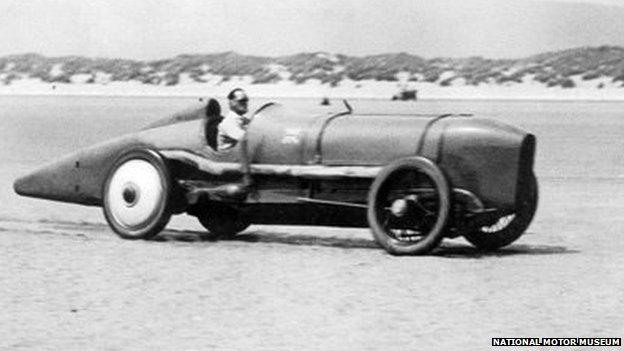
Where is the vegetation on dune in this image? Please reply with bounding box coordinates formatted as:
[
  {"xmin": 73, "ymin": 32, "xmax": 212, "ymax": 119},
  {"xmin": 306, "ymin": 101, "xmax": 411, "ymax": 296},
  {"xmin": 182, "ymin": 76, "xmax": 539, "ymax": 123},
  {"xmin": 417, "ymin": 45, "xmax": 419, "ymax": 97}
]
[{"xmin": 1, "ymin": 46, "xmax": 624, "ymax": 88}]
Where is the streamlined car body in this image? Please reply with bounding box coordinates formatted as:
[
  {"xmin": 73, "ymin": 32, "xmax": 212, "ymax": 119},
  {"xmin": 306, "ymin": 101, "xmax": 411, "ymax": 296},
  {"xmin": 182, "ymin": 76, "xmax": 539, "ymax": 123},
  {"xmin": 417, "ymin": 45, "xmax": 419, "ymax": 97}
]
[{"xmin": 14, "ymin": 100, "xmax": 538, "ymax": 255}]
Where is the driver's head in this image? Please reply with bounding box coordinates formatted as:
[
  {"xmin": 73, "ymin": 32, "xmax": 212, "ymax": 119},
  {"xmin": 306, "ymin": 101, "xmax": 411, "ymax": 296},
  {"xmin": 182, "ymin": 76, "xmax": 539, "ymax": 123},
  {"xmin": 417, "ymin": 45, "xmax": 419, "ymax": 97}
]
[{"xmin": 228, "ymin": 88, "xmax": 249, "ymax": 115}]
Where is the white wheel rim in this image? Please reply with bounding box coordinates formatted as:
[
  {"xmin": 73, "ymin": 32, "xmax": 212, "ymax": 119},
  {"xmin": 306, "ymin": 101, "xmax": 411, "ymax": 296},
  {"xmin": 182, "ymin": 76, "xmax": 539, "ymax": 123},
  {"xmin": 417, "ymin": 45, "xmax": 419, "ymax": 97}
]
[{"xmin": 106, "ymin": 159, "xmax": 165, "ymax": 230}]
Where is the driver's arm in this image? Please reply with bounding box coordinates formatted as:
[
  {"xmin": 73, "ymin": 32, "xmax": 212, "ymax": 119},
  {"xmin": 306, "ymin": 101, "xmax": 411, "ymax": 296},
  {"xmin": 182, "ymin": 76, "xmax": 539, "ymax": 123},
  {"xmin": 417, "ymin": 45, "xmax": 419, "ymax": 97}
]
[{"xmin": 219, "ymin": 115, "xmax": 247, "ymax": 141}]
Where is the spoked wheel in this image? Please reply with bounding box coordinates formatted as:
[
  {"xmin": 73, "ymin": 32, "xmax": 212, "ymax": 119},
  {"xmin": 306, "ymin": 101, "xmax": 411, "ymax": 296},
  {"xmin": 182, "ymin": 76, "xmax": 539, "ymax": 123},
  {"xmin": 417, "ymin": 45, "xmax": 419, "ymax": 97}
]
[
  {"xmin": 368, "ymin": 157, "xmax": 451, "ymax": 255},
  {"xmin": 197, "ymin": 204, "xmax": 249, "ymax": 240},
  {"xmin": 464, "ymin": 173, "xmax": 538, "ymax": 250},
  {"xmin": 103, "ymin": 149, "xmax": 173, "ymax": 240}
]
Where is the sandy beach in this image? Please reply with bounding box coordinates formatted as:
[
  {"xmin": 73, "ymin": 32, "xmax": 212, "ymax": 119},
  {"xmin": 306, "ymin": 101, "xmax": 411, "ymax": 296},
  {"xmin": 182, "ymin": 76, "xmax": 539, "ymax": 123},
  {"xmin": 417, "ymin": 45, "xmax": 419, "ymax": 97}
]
[
  {"xmin": 1, "ymin": 76, "xmax": 623, "ymax": 101},
  {"xmin": 2, "ymin": 176, "xmax": 624, "ymax": 350}
]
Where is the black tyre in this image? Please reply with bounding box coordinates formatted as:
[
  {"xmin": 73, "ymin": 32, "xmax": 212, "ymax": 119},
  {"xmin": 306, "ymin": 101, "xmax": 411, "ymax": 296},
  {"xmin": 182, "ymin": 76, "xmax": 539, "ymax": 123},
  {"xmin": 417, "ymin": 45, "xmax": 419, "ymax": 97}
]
[
  {"xmin": 367, "ymin": 157, "xmax": 451, "ymax": 255},
  {"xmin": 102, "ymin": 149, "xmax": 172, "ymax": 240},
  {"xmin": 197, "ymin": 204, "xmax": 249, "ymax": 239},
  {"xmin": 464, "ymin": 174, "xmax": 538, "ymax": 250}
]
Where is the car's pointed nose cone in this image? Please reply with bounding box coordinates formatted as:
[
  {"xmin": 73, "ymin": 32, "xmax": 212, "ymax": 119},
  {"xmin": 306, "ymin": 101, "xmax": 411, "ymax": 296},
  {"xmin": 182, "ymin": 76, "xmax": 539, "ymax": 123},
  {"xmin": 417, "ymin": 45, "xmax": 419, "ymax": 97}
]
[
  {"xmin": 13, "ymin": 155, "xmax": 82, "ymax": 203},
  {"xmin": 13, "ymin": 170, "xmax": 44, "ymax": 197}
]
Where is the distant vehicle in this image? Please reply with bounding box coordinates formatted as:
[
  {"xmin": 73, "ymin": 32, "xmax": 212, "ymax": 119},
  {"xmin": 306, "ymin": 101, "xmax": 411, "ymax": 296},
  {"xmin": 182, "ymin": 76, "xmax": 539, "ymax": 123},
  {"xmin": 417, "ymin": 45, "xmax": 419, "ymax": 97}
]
[
  {"xmin": 14, "ymin": 100, "xmax": 538, "ymax": 255},
  {"xmin": 392, "ymin": 89, "xmax": 417, "ymax": 101}
]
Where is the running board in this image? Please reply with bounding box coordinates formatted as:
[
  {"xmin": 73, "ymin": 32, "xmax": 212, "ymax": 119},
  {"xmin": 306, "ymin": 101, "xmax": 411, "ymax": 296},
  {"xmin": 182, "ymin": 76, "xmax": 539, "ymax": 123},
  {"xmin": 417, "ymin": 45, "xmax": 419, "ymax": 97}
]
[{"xmin": 180, "ymin": 180, "xmax": 248, "ymax": 203}]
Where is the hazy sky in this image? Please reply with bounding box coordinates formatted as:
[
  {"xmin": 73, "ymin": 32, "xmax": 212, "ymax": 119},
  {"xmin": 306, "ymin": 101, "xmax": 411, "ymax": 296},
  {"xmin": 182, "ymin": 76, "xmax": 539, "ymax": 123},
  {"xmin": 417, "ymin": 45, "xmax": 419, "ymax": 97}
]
[{"xmin": 1, "ymin": 0, "xmax": 624, "ymax": 59}]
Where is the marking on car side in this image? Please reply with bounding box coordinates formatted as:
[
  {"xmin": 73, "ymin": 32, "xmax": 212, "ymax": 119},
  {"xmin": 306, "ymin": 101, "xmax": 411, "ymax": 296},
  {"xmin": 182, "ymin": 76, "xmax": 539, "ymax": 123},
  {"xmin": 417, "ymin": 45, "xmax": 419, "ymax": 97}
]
[{"xmin": 281, "ymin": 128, "xmax": 302, "ymax": 144}]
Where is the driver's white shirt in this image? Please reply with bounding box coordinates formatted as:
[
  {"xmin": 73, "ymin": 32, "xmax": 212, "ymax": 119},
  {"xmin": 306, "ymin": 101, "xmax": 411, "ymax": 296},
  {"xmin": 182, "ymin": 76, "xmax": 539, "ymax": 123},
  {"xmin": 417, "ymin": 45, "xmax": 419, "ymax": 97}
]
[{"xmin": 217, "ymin": 110, "xmax": 250, "ymax": 150}]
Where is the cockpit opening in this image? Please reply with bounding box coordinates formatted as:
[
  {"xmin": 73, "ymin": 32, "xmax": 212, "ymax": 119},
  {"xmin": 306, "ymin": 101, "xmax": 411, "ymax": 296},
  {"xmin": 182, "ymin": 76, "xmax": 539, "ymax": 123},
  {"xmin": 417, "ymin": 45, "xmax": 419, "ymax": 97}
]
[{"xmin": 204, "ymin": 98, "xmax": 223, "ymax": 150}]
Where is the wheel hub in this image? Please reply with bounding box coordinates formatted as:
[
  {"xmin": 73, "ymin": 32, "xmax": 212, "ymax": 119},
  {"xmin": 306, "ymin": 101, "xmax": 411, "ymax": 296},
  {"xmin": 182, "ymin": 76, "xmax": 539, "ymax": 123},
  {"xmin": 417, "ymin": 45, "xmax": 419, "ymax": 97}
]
[
  {"xmin": 122, "ymin": 182, "xmax": 140, "ymax": 207},
  {"xmin": 390, "ymin": 199, "xmax": 409, "ymax": 217},
  {"xmin": 390, "ymin": 195, "xmax": 419, "ymax": 218}
]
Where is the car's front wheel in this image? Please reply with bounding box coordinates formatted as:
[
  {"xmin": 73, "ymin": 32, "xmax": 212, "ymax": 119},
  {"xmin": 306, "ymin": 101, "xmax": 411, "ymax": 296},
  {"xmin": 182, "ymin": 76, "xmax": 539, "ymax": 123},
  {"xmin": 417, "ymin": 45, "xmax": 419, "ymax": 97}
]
[
  {"xmin": 368, "ymin": 157, "xmax": 451, "ymax": 255},
  {"xmin": 463, "ymin": 173, "xmax": 538, "ymax": 250},
  {"xmin": 102, "ymin": 149, "xmax": 172, "ymax": 240}
]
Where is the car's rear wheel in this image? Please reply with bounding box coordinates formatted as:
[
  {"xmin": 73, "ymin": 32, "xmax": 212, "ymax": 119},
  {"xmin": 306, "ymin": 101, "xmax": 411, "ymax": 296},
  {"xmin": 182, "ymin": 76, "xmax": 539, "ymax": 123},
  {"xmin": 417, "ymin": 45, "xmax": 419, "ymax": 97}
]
[
  {"xmin": 197, "ymin": 204, "xmax": 249, "ymax": 239},
  {"xmin": 367, "ymin": 157, "xmax": 450, "ymax": 255},
  {"xmin": 464, "ymin": 173, "xmax": 538, "ymax": 250},
  {"xmin": 103, "ymin": 149, "xmax": 172, "ymax": 240}
]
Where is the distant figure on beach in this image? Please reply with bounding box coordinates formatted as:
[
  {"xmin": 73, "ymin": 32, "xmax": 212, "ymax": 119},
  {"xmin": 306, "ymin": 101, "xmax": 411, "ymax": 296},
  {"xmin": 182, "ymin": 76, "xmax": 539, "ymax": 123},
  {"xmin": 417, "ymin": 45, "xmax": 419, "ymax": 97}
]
[{"xmin": 217, "ymin": 88, "xmax": 250, "ymax": 151}]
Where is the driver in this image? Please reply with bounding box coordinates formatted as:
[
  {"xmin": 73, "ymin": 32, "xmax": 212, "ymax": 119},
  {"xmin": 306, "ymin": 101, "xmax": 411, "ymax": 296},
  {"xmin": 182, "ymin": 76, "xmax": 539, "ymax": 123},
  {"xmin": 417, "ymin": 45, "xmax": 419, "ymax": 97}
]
[{"xmin": 217, "ymin": 88, "xmax": 250, "ymax": 151}]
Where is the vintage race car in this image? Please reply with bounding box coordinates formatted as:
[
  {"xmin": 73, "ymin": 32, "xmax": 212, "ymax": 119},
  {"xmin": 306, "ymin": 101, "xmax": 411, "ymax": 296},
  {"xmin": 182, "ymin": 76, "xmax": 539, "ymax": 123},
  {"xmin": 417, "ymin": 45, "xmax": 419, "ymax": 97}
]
[{"xmin": 14, "ymin": 99, "xmax": 538, "ymax": 255}]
